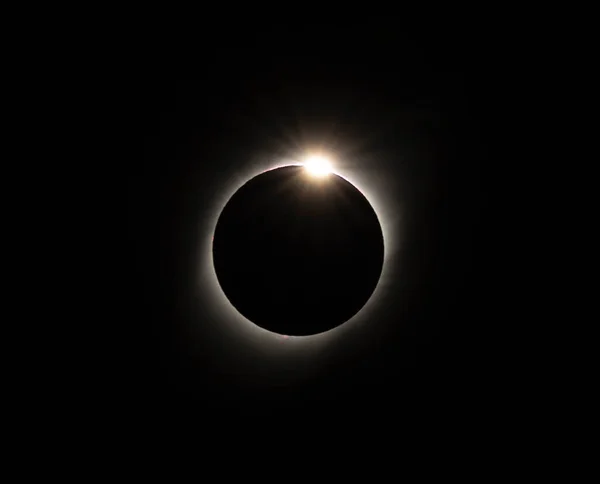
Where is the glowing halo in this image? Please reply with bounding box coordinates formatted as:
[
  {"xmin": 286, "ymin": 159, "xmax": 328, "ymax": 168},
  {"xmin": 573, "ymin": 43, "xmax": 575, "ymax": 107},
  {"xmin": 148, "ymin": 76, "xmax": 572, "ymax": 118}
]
[{"xmin": 195, "ymin": 151, "xmax": 402, "ymax": 351}]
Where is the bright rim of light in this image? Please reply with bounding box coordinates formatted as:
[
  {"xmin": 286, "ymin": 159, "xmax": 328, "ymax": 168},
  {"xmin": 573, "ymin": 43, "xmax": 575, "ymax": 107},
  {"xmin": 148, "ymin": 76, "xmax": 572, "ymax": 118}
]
[
  {"xmin": 197, "ymin": 152, "xmax": 401, "ymax": 352},
  {"xmin": 304, "ymin": 156, "xmax": 332, "ymax": 177}
]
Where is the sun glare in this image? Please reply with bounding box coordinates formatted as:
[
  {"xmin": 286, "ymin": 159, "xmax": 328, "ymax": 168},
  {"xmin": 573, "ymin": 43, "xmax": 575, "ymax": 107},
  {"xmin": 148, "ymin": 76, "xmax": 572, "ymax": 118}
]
[{"xmin": 304, "ymin": 156, "xmax": 332, "ymax": 177}]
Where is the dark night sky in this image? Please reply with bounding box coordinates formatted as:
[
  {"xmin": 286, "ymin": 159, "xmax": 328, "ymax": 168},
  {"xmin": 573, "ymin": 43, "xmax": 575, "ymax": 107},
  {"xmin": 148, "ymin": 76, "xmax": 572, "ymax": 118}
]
[{"xmin": 109, "ymin": 20, "xmax": 502, "ymax": 423}]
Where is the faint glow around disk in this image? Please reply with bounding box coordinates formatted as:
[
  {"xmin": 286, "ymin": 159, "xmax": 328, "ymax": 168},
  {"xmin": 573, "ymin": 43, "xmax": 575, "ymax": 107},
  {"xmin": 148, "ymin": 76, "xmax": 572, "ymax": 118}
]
[
  {"xmin": 199, "ymin": 151, "xmax": 401, "ymax": 349},
  {"xmin": 304, "ymin": 156, "xmax": 332, "ymax": 177}
]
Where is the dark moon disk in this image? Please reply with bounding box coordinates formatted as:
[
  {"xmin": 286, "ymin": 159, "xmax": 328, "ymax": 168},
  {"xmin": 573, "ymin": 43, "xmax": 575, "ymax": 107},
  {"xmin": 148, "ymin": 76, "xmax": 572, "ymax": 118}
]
[{"xmin": 212, "ymin": 165, "xmax": 384, "ymax": 336}]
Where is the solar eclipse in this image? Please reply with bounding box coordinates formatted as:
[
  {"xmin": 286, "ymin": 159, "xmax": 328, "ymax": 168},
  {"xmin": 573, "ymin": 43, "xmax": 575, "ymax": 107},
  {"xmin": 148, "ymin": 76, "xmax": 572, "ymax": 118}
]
[{"xmin": 212, "ymin": 163, "xmax": 384, "ymax": 336}]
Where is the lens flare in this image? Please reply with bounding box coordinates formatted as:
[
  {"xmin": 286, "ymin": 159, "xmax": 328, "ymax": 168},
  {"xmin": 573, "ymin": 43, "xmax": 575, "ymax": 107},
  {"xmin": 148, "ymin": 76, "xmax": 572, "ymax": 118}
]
[{"xmin": 304, "ymin": 156, "xmax": 332, "ymax": 177}]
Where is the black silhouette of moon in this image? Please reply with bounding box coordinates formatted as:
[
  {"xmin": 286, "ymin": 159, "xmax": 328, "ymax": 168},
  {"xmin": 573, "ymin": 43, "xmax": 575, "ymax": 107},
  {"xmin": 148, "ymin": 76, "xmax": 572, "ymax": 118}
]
[{"xmin": 212, "ymin": 165, "xmax": 384, "ymax": 336}]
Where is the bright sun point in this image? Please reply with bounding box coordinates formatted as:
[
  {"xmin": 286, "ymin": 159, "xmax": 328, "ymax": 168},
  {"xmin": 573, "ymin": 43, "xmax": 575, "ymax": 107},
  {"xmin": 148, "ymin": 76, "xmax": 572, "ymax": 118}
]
[{"xmin": 304, "ymin": 156, "xmax": 332, "ymax": 177}]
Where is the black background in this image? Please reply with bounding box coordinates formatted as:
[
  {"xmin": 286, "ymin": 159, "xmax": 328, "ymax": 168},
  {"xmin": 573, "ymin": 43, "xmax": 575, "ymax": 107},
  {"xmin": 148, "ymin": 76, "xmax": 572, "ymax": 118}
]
[{"xmin": 104, "ymin": 19, "xmax": 504, "ymax": 425}]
